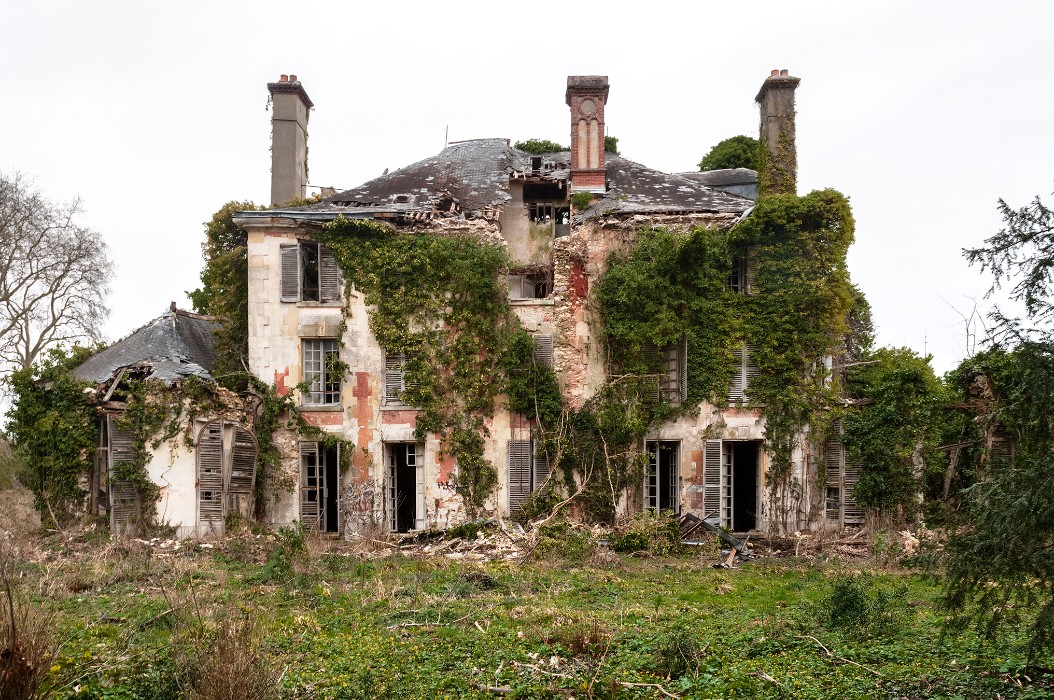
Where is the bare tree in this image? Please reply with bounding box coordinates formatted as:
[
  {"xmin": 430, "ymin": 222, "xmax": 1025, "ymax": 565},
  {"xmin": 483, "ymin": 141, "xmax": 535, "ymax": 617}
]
[{"xmin": 0, "ymin": 173, "xmax": 112, "ymax": 371}]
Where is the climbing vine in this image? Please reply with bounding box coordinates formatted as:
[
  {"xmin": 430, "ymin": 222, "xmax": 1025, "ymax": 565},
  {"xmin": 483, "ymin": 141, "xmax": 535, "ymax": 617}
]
[
  {"xmin": 314, "ymin": 218, "xmax": 554, "ymax": 513},
  {"xmin": 597, "ymin": 190, "xmax": 857, "ymax": 501}
]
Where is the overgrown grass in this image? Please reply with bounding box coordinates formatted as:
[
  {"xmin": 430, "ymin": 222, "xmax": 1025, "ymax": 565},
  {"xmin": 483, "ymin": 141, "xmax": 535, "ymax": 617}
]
[{"xmin": 2, "ymin": 535, "xmax": 1052, "ymax": 699}]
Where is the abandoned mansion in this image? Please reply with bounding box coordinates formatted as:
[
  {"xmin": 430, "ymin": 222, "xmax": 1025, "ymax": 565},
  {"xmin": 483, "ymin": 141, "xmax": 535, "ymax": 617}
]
[{"xmin": 80, "ymin": 70, "xmax": 863, "ymax": 538}]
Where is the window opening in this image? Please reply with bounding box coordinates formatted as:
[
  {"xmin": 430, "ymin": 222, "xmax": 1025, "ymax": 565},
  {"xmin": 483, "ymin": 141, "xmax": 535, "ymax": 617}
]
[
  {"xmin": 645, "ymin": 440, "xmax": 679, "ymax": 513},
  {"xmin": 643, "ymin": 337, "xmax": 687, "ymax": 404},
  {"xmin": 281, "ymin": 241, "xmax": 340, "ymax": 303},
  {"xmin": 303, "ymin": 339, "xmax": 341, "ymax": 406},
  {"xmin": 508, "ymin": 270, "xmax": 553, "ymax": 300},
  {"xmin": 706, "ymin": 440, "xmax": 760, "ymax": 531}
]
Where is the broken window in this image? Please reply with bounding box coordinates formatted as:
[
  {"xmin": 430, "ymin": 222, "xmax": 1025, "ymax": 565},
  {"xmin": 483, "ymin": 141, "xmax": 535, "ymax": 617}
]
[
  {"xmin": 728, "ymin": 343, "xmax": 760, "ymax": 403},
  {"xmin": 508, "ymin": 439, "xmax": 551, "ymax": 514},
  {"xmin": 645, "ymin": 440, "xmax": 679, "ymax": 513},
  {"xmin": 508, "ymin": 269, "xmax": 552, "ymax": 300},
  {"xmin": 823, "ymin": 422, "xmax": 863, "ymax": 526},
  {"xmin": 281, "ymin": 240, "xmax": 341, "ymax": 303},
  {"xmin": 643, "ymin": 337, "xmax": 687, "ymax": 404},
  {"xmin": 300, "ymin": 441, "xmax": 341, "ymax": 533},
  {"xmin": 302, "ymin": 339, "xmax": 341, "ymax": 406},
  {"xmin": 727, "ymin": 249, "xmax": 755, "ymax": 294}
]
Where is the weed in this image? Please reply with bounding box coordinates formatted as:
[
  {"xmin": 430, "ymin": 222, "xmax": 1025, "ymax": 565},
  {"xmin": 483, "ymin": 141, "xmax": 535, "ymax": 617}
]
[
  {"xmin": 820, "ymin": 573, "xmax": 909, "ymax": 637},
  {"xmin": 0, "ymin": 566, "xmax": 57, "ymax": 700},
  {"xmin": 535, "ymin": 520, "xmax": 597, "ymax": 559},
  {"xmin": 609, "ymin": 511, "xmax": 685, "ymax": 556},
  {"xmin": 652, "ymin": 624, "xmax": 707, "ymax": 678},
  {"xmin": 190, "ymin": 615, "xmax": 277, "ymax": 700}
]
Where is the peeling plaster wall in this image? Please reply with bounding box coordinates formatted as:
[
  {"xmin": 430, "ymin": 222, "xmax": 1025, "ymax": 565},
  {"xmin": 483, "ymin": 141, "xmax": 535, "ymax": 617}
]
[
  {"xmin": 244, "ymin": 209, "xmax": 819, "ymax": 536},
  {"xmin": 147, "ymin": 438, "xmax": 197, "ymax": 539}
]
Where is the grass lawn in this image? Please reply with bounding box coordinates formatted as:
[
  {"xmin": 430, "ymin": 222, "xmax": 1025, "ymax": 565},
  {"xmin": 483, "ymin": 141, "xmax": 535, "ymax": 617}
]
[{"xmin": 3, "ymin": 525, "xmax": 1052, "ymax": 700}]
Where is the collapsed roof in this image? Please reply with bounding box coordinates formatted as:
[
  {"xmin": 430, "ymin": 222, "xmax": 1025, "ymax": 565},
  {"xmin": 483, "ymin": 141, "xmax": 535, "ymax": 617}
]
[
  {"xmin": 240, "ymin": 138, "xmax": 754, "ymax": 224},
  {"xmin": 75, "ymin": 307, "xmax": 219, "ymax": 386}
]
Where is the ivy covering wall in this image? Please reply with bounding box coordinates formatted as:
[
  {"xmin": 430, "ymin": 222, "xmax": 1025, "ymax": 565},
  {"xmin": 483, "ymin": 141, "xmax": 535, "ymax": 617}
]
[{"xmin": 598, "ymin": 190, "xmax": 857, "ymax": 491}]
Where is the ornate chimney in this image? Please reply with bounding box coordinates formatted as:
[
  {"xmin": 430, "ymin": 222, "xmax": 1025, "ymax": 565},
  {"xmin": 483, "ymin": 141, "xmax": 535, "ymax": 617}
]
[
  {"xmin": 755, "ymin": 69, "xmax": 800, "ymax": 196},
  {"xmin": 565, "ymin": 75, "xmax": 609, "ymax": 193},
  {"xmin": 267, "ymin": 74, "xmax": 313, "ymax": 206}
]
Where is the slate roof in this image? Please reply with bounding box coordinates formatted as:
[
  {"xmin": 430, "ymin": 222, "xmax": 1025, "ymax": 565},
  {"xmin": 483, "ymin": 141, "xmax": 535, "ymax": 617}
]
[
  {"xmin": 75, "ymin": 308, "xmax": 219, "ymax": 385},
  {"xmin": 239, "ymin": 139, "xmax": 752, "ymax": 223},
  {"xmin": 679, "ymin": 168, "xmax": 758, "ymax": 187}
]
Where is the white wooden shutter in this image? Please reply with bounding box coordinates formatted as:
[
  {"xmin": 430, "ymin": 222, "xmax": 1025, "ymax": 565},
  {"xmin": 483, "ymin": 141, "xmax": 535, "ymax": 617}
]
[
  {"xmin": 108, "ymin": 415, "xmax": 139, "ymax": 533},
  {"xmin": 729, "ymin": 346, "xmax": 746, "ymax": 403},
  {"xmin": 414, "ymin": 443, "xmax": 426, "ymax": 531},
  {"xmin": 824, "ymin": 430, "xmax": 844, "ymax": 522},
  {"xmin": 843, "ymin": 458, "xmax": 864, "ymax": 524},
  {"xmin": 508, "ymin": 440, "xmax": 532, "ymax": 514},
  {"xmin": 280, "ymin": 243, "xmax": 301, "ymax": 302},
  {"xmin": 384, "ymin": 352, "xmax": 406, "ymax": 405},
  {"xmin": 703, "ymin": 440, "xmax": 722, "ymax": 524},
  {"xmin": 532, "ymin": 335, "xmax": 554, "ymax": 367},
  {"xmin": 299, "ymin": 442, "xmax": 321, "ymax": 525},
  {"xmin": 197, "ymin": 420, "xmax": 225, "ymax": 537},
  {"xmin": 743, "ymin": 344, "xmax": 760, "ymax": 402},
  {"xmin": 319, "ymin": 245, "xmax": 341, "ymax": 302}
]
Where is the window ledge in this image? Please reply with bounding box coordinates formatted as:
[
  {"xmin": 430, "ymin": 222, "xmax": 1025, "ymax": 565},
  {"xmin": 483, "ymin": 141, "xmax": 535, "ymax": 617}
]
[
  {"xmin": 381, "ymin": 404, "xmax": 420, "ymax": 411},
  {"xmin": 301, "ymin": 404, "xmax": 344, "ymax": 412},
  {"xmin": 295, "ymin": 301, "xmax": 343, "ymax": 309},
  {"xmin": 510, "ymin": 298, "xmax": 555, "ymax": 306}
]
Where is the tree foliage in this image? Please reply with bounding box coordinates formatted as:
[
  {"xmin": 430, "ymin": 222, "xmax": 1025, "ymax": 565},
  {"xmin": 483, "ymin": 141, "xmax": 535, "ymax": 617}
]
[
  {"xmin": 698, "ymin": 135, "xmax": 760, "ymax": 172},
  {"xmin": 0, "ymin": 172, "xmax": 112, "ymax": 372},
  {"xmin": 4, "ymin": 345, "xmax": 97, "ymax": 522},
  {"xmin": 513, "ymin": 139, "xmax": 568, "ymax": 154},
  {"xmin": 188, "ymin": 201, "xmax": 261, "ymax": 387},
  {"xmin": 840, "ymin": 347, "xmax": 948, "ymax": 514},
  {"xmin": 947, "ymin": 184, "xmax": 1054, "ymax": 659}
]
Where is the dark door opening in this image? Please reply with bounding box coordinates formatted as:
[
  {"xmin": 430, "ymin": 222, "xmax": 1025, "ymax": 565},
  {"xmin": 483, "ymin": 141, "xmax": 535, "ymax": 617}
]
[
  {"xmin": 645, "ymin": 441, "xmax": 680, "ymax": 513},
  {"xmin": 387, "ymin": 442, "xmax": 421, "ymax": 533},
  {"xmin": 730, "ymin": 441, "xmax": 759, "ymax": 531},
  {"xmin": 300, "ymin": 442, "xmax": 340, "ymax": 533}
]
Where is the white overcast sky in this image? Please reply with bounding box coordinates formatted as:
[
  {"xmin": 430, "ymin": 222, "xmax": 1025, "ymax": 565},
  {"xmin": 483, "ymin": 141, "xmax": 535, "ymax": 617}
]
[{"xmin": 2, "ymin": 1, "xmax": 1051, "ymax": 375}]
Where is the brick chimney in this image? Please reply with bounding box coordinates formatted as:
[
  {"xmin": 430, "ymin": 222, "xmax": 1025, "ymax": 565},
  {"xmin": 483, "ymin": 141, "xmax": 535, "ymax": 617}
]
[
  {"xmin": 755, "ymin": 69, "xmax": 800, "ymax": 196},
  {"xmin": 267, "ymin": 74, "xmax": 313, "ymax": 206},
  {"xmin": 565, "ymin": 75, "xmax": 609, "ymax": 193}
]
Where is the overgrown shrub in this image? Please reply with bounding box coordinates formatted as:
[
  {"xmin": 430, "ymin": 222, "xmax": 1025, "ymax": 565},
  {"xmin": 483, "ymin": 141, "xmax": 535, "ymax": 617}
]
[
  {"xmin": 190, "ymin": 616, "xmax": 277, "ymax": 700},
  {"xmin": 651, "ymin": 624, "xmax": 707, "ymax": 678},
  {"xmin": 609, "ymin": 511, "xmax": 684, "ymax": 556},
  {"xmin": 535, "ymin": 520, "xmax": 597, "ymax": 559},
  {"xmin": 0, "ymin": 572, "xmax": 57, "ymax": 700},
  {"xmin": 820, "ymin": 574, "xmax": 909, "ymax": 638},
  {"xmin": 251, "ymin": 523, "xmax": 307, "ymax": 584}
]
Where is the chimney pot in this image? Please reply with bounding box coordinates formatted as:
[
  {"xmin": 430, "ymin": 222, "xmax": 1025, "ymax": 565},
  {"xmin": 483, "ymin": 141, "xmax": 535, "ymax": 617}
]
[
  {"xmin": 280, "ymin": 74, "xmax": 288, "ymax": 82},
  {"xmin": 780, "ymin": 69, "xmax": 789, "ymax": 76},
  {"xmin": 770, "ymin": 69, "xmax": 779, "ymax": 77},
  {"xmin": 290, "ymin": 74, "xmax": 298, "ymax": 82}
]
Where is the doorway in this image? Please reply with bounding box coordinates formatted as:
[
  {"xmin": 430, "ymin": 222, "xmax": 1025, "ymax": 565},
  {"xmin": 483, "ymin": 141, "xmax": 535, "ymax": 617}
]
[
  {"xmin": 300, "ymin": 442, "xmax": 340, "ymax": 533},
  {"xmin": 386, "ymin": 442, "xmax": 424, "ymax": 532},
  {"xmin": 722, "ymin": 441, "xmax": 759, "ymax": 531},
  {"xmin": 645, "ymin": 440, "xmax": 679, "ymax": 513}
]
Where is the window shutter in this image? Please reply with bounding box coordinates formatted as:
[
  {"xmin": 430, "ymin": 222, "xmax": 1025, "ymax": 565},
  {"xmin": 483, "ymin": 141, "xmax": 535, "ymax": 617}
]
[
  {"xmin": 743, "ymin": 344, "xmax": 760, "ymax": 402},
  {"xmin": 228, "ymin": 425, "xmax": 257, "ymax": 495},
  {"xmin": 319, "ymin": 245, "xmax": 341, "ymax": 302},
  {"xmin": 824, "ymin": 429, "xmax": 844, "ymax": 522},
  {"xmin": 703, "ymin": 440, "xmax": 722, "ymax": 524},
  {"xmin": 299, "ymin": 441, "xmax": 321, "ymax": 524},
  {"xmin": 197, "ymin": 420, "xmax": 225, "ymax": 536},
  {"xmin": 280, "ymin": 244, "xmax": 301, "ymax": 302},
  {"xmin": 384, "ymin": 351, "xmax": 407, "ymax": 405},
  {"xmin": 729, "ymin": 346, "xmax": 746, "ymax": 403},
  {"xmin": 745, "ymin": 248, "xmax": 757, "ymax": 295},
  {"xmin": 532, "ymin": 440, "xmax": 551, "ymax": 490},
  {"xmin": 678, "ymin": 336, "xmax": 688, "ymax": 404},
  {"xmin": 642, "ymin": 339, "xmax": 661, "ymax": 402},
  {"xmin": 532, "ymin": 335, "xmax": 554, "ymax": 368},
  {"xmin": 843, "ymin": 459, "xmax": 864, "ymax": 524},
  {"xmin": 508, "ymin": 440, "xmax": 532, "ymax": 514},
  {"xmin": 108, "ymin": 415, "xmax": 139, "ymax": 533},
  {"xmin": 414, "ymin": 443, "xmax": 426, "ymax": 531}
]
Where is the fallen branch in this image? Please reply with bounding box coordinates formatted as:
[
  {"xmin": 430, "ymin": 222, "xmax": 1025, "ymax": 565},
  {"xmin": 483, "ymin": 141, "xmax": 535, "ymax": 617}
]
[
  {"xmin": 472, "ymin": 682, "xmax": 513, "ymax": 695},
  {"xmin": 796, "ymin": 635, "xmax": 883, "ymax": 676},
  {"xmin": 511, "ymin": 660, "xmax": 574, "ymax": 679},
  {"xmin": 617, "ymin": 681, "xmax": 681, "ymax": 699},
  {"xmin": 755, "ymin": 670, "xmax": 783, "ymax": 686}
]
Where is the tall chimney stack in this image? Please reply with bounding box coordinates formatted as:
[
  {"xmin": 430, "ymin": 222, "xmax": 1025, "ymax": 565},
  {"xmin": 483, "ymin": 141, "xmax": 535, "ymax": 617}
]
[
  {"xmin": 755, "ymin": 69, "xmax": 800, "ymax": 196},
  {"xmin": 267, "ymin": 74, "xmax": 313, "ymax": 206},
  {"xmin": 565, "ymin": 75, "xmax": 610, "ymax": 193}
]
